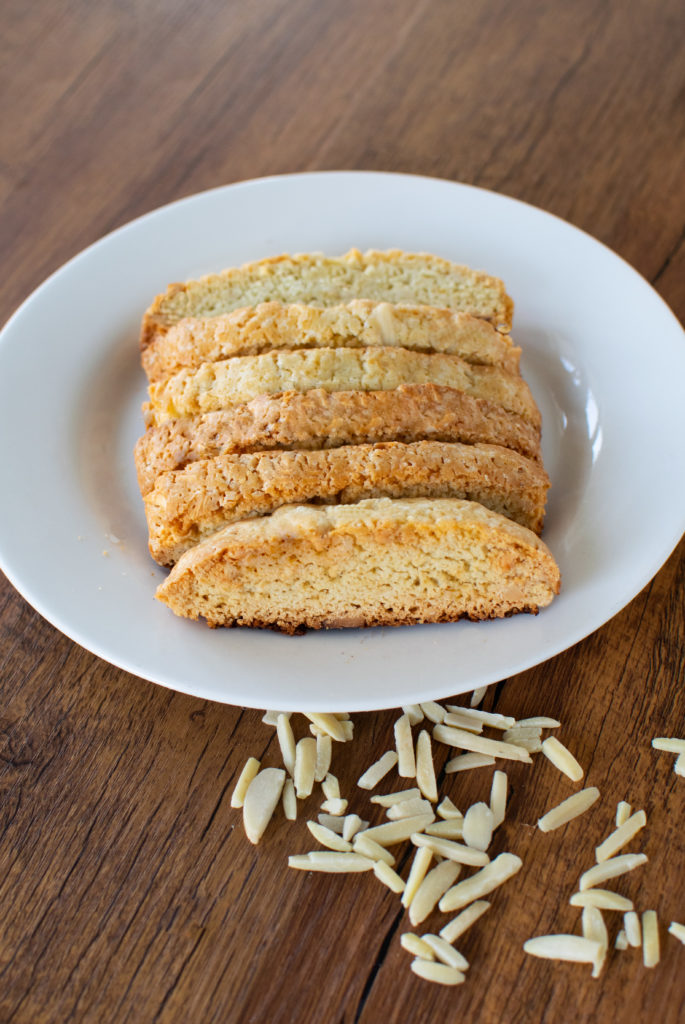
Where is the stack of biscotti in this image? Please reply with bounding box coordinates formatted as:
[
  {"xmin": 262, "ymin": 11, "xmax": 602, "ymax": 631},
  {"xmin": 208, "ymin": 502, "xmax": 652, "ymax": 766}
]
[{"xmin": 136, "ymin": 249, "xmax": 560, "ymax": 632}]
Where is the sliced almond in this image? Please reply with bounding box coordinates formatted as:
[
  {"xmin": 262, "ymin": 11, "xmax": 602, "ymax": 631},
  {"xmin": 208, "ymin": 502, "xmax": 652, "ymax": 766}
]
[
  {"xmin": 230, "ymin": 756, "xmax": 260, "ymax": 808},
  {"xmin": 357, "ymin": 750, "xmax": 398, "ymax": 790}
]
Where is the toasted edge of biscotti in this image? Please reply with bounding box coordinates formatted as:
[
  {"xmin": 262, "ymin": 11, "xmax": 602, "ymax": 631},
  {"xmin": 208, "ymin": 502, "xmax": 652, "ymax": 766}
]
[
  {"xmin": 140, "ymin": 249, "xmax": 514, "ymax": 348},
  {"xmin": 142, "ymin": 301, "xmax": 521, "ymax": 382},
  {"xmin": 155, "ymin": 497, "xmax": 560, "ymax": 632},
  {"xmin": 146, "ymin": 347, "xmax": 540, "ymax": 428},
  {"xmin": 134, "ymin": 384, "xmax": 542, "ymax": 495},
  {"xmin": 144, "ymin": 440, "xmax": 550, "ymax": 565}
]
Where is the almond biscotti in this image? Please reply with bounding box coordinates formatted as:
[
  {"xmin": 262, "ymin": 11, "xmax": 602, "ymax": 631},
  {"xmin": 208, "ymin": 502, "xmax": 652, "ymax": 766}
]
[
  {"xmin": 156, "ymin": 497, "xmax": 560, "ymax": 632},
  {"xmin": 141, "ymin": 250, "xmax": 513, "ymax": 348},
  {"xmin": 144, "ymin": 440, "xmax": 550, "ymax": 565},
  {"xmin": 146, "ymin": 348, "xmax": 541, "ymax": 428},
  {"xmin": 135, "ymin": 384, "xmax": 543, "ymax": 496},
  {"xmin": 142, "ymin": 301, "xmax": 520, "ymax": 383}
]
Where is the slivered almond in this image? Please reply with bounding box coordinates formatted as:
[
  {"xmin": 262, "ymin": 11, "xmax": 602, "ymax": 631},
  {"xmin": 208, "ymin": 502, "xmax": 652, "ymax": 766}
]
[
  {"xmin": 402, "ymin": 705, "xmax": 424, "ymax": 726},
  {"xmin": 490, "ymin": 770, "xmax": 507, "ymax": 828},
  {"xmin": 425, "ymin": 819, "xmax": 464, "ymax": 840},
  {"xmin": 401, "ymin": 847, "xmax": 433, "ymax": 908},
  {"xmin": 537, "ymin": 787, "xmax": 600, "ymax": 832},
  {"xmin": 357, "ymin": 750, "xmax": 398, "ymax": 790},
  {"xmin": 624, "ymin": 911, "xmax": 641, "ymax": 948},
  {"xmin": 616, "ymin": 801, "xmax": 631, "ymax": 827},
  {"xmin": 569, "ymin": 890, "xmax": 633, "ymax": 912},
  {"xmin": 294, "ymin": 737, "xmax": 317, "ymax": 798},
  {"xmin": 420, "ymin": 701, "xmax": 446, "ymax": 724},
  {"xmin": 439, "ymin": 853, "xmax": 522, "ymax": 912},
  {"xmin": 579, "ymin": 853, "xmax": 648, "ymax": 891},
  {"xmin": 231, "ymin": 757, "xmax": 260, "ymax": 808},
  {"xmin": 342, "ymin": 814, "xmax": 365, "ymax": 842},
  {"xmin": 444, "ymin": 706, "xmax": 516, "ymax": 730},
  {"xmin": 595, "ymin": 810, "xmax": 646, "ymax": 862},
  {"xmin": 353, "ymin": 834, "xmax": 396, "ymax": 866},
  {"xmin": 416, "ymin": 730, "xmax": 438, "ymax": 803},
  {"xmin": 304, "ymin": 713, "xmax": 347, "ymax": 742},
  {"xmin": 524, "ymin": 935, "xmax": 601, "ymax": 964},
  {"xmin": 306, "ymin": 821, "xmax": 353, "ymax": 852},
  {"xmin": 642, "ymin": 910, "xmax": 660, "ymax": 967},
  {"xmin": 314, "ymin": 733, "xmax": 332, "ymax": 783},
  {"xmin": 400, "ymin": 933, "xmax": 435, "ymax": 960},
  {"xmin": 651, "ymin": 737, "xmax": 685, "ymax": 753},
  {"xmin": 242, "ymin": 767, "xmax": 286, "ymax": 844},
  {"xmin": 443, "ymin": 712, "xmax": 484, "ymax": 733},
  {"xmin": 582, "ymin": 905, "xmax": 608, "ymax": 978},
  {"xmin": 321, "ymin": 772, "xmax": 340, "ymax": 800},
  {"xmin": 320, "ymin": 798, "xmax": 348, "ymax": 816},
  {"xmin": 370, "ymin": 788, "xmax": 421, "ymax": 807},
  {"xmin": 541, "ymin": 736, "xmax": 584, "ymax": 781},
  {"xmin": 410, "ymin": 960, "xmax": 465, "ymax": 986},
  {"xmin": 362, "ymin": 813, "xmax": 435, "ymax": 846},
  {"xmin": 277, "ymin": 713, "xmax": 296, "ymax": 776},
  {"xmin": 262, "ymin": 710, "xmax": 289, "ymax": 726},
  {"xmin": 469, "ymin": 686, "xmax": 488, "ymax": 707},
  {"xmin": 288, "ymin": 852, "xmax": 374, "ymax": 872},
  {"xmin": 437, "ymin": 797, "xmax": 462, "ymax": 820},
  {"xmin": 373, "ymin": 861, "xmax": 406, "ymax": 894},
  {"xmin": 395, "ymin": 714, "xmax": 416, "ymax": 777},
  {"xmin": 445, "ymin": 753, "xmax": 496, "ymax": 773},
  {"xmin": 282, "ymin": 778, "xmax": 297, "ymax": 821},
  {"xmin": 439, "ymin": 901, "xmax": 490, "ymax": 943},
  {"xmin": 434, "ymin": 725, "xmax": 532, "ymax": 763},
  {"xmin": 411, "ymin": 834, "xmax": 490, "ymax": 867},
  {"xmin": 420, "ymin": 934, "xmax": 469, "ymax": 971},
  {"xmin": 387, "ymin": 798, "xmax": 434, "ymax": 820},
  {"xmin": 409, "ymin": 860, "xmax": 461, "ymax": 926}
]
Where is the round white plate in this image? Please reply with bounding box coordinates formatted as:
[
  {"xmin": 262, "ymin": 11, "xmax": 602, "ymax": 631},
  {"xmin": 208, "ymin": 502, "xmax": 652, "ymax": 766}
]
[{"xmin": 0, "ymin": 172, "xmax": 683, "ymax": 711}]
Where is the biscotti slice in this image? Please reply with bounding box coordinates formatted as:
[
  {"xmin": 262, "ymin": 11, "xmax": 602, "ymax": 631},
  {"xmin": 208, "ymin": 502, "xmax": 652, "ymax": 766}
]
[
  {"xmin": 142, "ymin": 301, "xmax": 521, "ymax": 383},
  {"xmin": 146, "ymin": 348, "xmax": 540, "ymax": 428},
  {"xmin": 135, "ymin": 385, "xmax": 543, "ymax": 495},
  {"xmin": 140, "ymin": 249, "xmax": 513, "ymax": 347},
  {"xmin": 156, "ymin": 497, "xmax": 560, "ymax": 632},
  {"xmin": 144, "ymin": 440, "xmax": 550, "ymax": 565}
]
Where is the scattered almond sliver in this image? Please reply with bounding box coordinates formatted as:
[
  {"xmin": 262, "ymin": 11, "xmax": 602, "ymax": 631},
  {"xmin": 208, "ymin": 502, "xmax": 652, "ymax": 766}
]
[
  {"xmin": 437, "ymin": 796, "xmax": 462, "ymax": 819},
  {"xmin": 569, "ymin": 889, "xmax": 633, "ymax": 912},
  {"xmin": 411, "ymin": 833, "xmax": 490, "ymax": 867},
  {"xmin": 615, "ymin": 929, "xmax": 629, "ymax": 950},
  {"xmin": 294, "ymin": 737, "xmax": 317, "ymax": 798},
  {"xmin": 581, "ymin": 905, "xmax": 608, "ymax": 978},
  {"xmin": 277, "ymin": 713, "xmax": 296, "ymax": 776},
  {"xmin": 342, "ymin": 814, "xmax": 365, "ymax": 842},
  {"xmin": 353, "ymin": 833, "xmax": 395, "ymax": 866},
  {"xmin": 624, "ymin": 911, "xmax": 641, "ymax": 947},
  {"xmin": 540, "ymin": 736, "xmax": 584, "ymax": 781},
  {"xmin": 469, "ymin": 686, "xmax": 488, "ymax": 707},
  {"xmin": 578, "ymin": 853, "xmax": 648, "ymax": 891},
  {"xmin": 230, "ymin": 756, "xmax": 260, "ymax": 808},
  {"xmin": 595, "ymin": 810, "xmax": 646, "ymax": 862},
  {"xmin": 419, "ymin": 701, "xmax": 446, "ymax": 724},
  {"xmin": 401, "ymin": 846, "xmax": 434, "ymax": 909},
  {"xmin": 445, "ymin": 753, "xmax": 496, "ymax": 773},
  {"xmin": 409, "ymin": 860, "xmax": 461, "ymax": 926},
  {"xmin": 262, "ymin": 710, "xmax": 290, "ymax": 726},
  {"xmin": 415, "ymin": 730, "xmax": 438, "ymax": 802},
  {"xmin": 304, "ymin": 713, "xmax": 348, "ymax": 742},
  {"xmin": 675, "ymin": 753, "xmax": 685, "ymax": 777},
  {"xmin": 307, "ymin": 820, "xmax": 353, "ymax": 852},
  {"xmin": 433, "ymin": 724, "xmax": 532, "ymax": 763},
  {"xmin": 616, "ymin": 800, "xmax": 632, "ymax": 827},
  {"xmin": 282, "ymin": 778, "xmax": 297, "ymax": 821},
  {"xmin": 439, "ymin": 901, "xmax": 490, "ymax": 944},
  {"xmin": 515, "ymin": 717, "xmax": 560, "ymax": 729},
  {"xmin": 321, "ymin": 772, "xmax": 340, "ymax": 800},
  {"xmin": 400, "ymin": 933, "xmax": 435, "ymax": 960},
  {"xmin": 651, "ymin": 737, "xmax": 685, "ymax": 753},
  {"xmin": 362, "ymin": 813, "xmax": 435, "ymax": 847},
  {"xmin": 642, "ymin": 910, "xmax": 660, "ymax": 967},
  {"xmin": 524, "ymin": 934, "xmax": 601, "ymax": 964},
  {"xmin": 537, "ymin": 787, "xmax": 600, "ymax": 832},
  {"xmin": 462, "ymin": 802, "xmax": 494, "ymax": 851},
  {"xmin": 668, "ymin": 921, "xmax": 685, "ymax": 945},
  {"xmin": 490, "ymin": 770, "xmax": 507, "ymax": 828},
  {"xmin": 395, "ymin": 714, "xmax": 416, "ymax": 777},
  {"xmin": 288, "ymin": 851, "xmax": 375, "ymax": 872},
  {"xmin": 386, "ymin": 798, "xmax": 434, "ymax": 820},
  {"xmin": 401, "ymin": 704, "xmax": 424, "ymax": 726},
  {"xmin": 420, "ymin": 933, "xmax": 469, "ymax": 971},
  {"xmin": 410, "ymin": 959, "xmax": 465, "ymax": 986},
  {"xmin": 439, "ymin": 853, "xmax": 522, "ymax": 913},
  {"xmin": 314, "ymin": 733, "xmax": 332, "ymax": 783},
  {"xmin": 373, "ymin": 860, "xmax": 406, "ymax": 894},
  {"xmin": 425, "ymin": 819, "xmax": 464, "ymax": 840},
  {"xmin": 320, "ymin": 798, "xmax": 348, "ymax": 816},
  {"xmin": 443, "ymin": 712, "xmax": 484, "ymax": 733},
  {"xmin": 357, "ymin": 750, "xmax": 398, "ymax": 790},
  {"xmin": 444, "ymin": 706, "xmax": 516, "ymax": 731},
  {"xmin": 370, "ymin": 787, "xmax": 421, "ymax": 807}
]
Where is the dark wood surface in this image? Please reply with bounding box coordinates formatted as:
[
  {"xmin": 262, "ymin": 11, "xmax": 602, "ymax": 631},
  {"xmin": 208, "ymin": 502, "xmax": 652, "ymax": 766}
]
[{"xmin": 1, "ymin": 1, "xmax": 684, "ymax": 1021}]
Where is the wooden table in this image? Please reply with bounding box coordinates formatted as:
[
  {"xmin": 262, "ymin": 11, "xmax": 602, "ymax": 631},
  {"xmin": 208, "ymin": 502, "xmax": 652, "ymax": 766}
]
[{"xmin": 2, "ymin": 1, "xmax": 684, "ymax": 1020}]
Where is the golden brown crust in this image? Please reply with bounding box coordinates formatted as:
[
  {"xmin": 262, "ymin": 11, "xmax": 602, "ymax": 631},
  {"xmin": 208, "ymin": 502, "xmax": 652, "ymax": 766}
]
[
  {"xmin": 156, "ymin": 497, "xmax": 560, "ymax": 631},
  {"xmin": 146, "ymin": 347, "xmax": 541, "ymax": 428},
  {"xmin": 144, "ymin": 441, "xmax": 550, "ymax": 566},
  {"xmin": 142, "ymin": 301, "xmax": 520, "ymax": 383},
  {"xmin": 134, "ymin": 384, "xmax": 542, "ymax": 496},
  {"xmin": 140, "ymin": 249, "xmax": 513, "ymax": 349}
]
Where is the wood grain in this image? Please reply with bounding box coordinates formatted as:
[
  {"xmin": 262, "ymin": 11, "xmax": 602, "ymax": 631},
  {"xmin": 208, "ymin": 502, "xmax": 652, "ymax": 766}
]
[{"xmin": 1, "ymin": 0, "xmax": 684, "ymax": 1020}]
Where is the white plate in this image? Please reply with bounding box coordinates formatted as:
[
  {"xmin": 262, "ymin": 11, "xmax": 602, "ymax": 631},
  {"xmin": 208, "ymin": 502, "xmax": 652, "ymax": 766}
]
[{"xmin": 0, "ymin": 171, "xmax": 683, "ymax": 712}]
